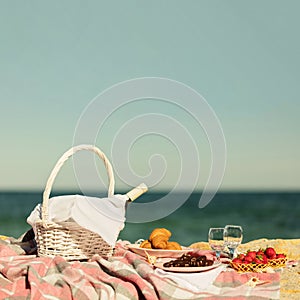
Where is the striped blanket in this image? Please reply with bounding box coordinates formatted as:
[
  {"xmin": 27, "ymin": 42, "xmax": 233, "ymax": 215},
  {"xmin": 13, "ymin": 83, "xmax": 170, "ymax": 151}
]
[{"xmin": 0, "ymin": 239, "xmax": 280, "ymax": 299}]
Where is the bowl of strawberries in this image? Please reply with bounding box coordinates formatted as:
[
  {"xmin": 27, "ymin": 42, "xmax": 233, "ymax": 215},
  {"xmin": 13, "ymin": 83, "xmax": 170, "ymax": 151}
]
[{"xmin": 230, "ymin": 247, "xmax": 287, "ymax": 272}]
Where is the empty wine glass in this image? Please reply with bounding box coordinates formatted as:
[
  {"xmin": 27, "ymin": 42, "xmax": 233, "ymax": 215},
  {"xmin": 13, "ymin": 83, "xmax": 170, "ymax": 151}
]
[
  {"xmin": 208, "ymin": 227, "xmax": 225, "ymax": 261},
  {"xmin": 224, "ymin": 225, "xmax": 243, "ymax": 259}
]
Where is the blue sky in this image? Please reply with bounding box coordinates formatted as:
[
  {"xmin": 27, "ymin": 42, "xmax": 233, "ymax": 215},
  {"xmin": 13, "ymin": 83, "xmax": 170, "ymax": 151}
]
[{"xmin": 0, "ymin": 1, "xmax": 299, "ymax": 192}]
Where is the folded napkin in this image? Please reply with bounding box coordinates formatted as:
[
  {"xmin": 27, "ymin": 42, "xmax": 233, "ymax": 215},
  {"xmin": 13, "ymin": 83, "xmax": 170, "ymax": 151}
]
[
  {"xmin": 27, "ymin": 194, "xmax": 128, "ymax": 247},
  {"xmin": 154, "ymin": 264, "xmax": 226, "ymax": 292}
]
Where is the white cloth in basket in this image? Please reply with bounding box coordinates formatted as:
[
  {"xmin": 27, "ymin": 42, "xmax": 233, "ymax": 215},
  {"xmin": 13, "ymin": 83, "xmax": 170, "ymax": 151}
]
[{"xmin": 27, "ymin": 194, "xmax": 128, "ymax": 247}]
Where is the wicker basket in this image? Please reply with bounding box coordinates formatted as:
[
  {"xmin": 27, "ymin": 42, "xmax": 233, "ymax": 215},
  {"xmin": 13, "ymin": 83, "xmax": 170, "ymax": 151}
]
[
  {"xmin": 34, "ymin": 144, "xmax": 118, "ymax": 261},
  {"xmin": 230, "ymin": 262, "xmax": 269, "ymax": 273},
  {"xmin": 268, "ymin": 257, "xmax": 287, "ymax": 268},
  {"xmin": 230, "ymin": 257, "xmax": 287, "ymax": 273}
]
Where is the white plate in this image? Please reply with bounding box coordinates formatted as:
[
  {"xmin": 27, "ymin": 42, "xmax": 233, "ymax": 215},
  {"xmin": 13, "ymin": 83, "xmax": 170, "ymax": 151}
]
[
  {"xmin": 127, "ymin": 244, "xmax": 191, "ymax": 258},
  {"xmin": 154, "ymin": 258, "xmax": 221, "ymax": 273}
]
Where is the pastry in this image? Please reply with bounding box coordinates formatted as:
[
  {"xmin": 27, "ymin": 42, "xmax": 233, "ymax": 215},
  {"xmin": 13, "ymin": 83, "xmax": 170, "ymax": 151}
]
[
  {"xmin": 149, "ymin": 228, "xmax": 171, "ymax": 241},
  {"xmin": 151, "ymin": 235, "xmax": 168, "ymax": 249},
  {"xmin": 139, "ymin": 227, "xmax": 181, "ymax": 250},
  {"xmin": 166, "ymin": 241, "xmax": 182, "ymax": 250},
  {"xmin": 140, "ymin": 240, "xmax": 152, "ymax": 249}
]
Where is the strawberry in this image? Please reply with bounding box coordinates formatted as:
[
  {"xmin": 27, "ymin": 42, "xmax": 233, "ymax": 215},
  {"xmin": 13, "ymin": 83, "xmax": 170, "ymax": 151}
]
[
  {"xmin": 256, "ymin": 250, "xmax": 264, "ymax": 257},
  {"xmin": 255, "ymin": 253, "xmax": 267, "ymax": 264},
  {"xmin": 247, "ymin": 251, "xmax": 257, "ymax": 260},
  {"xmin": 238, "ymin": 254, "xmax": 245, "ymax": 260},
  {"xmin": 262, "ymin": 254, "xmax": 268, "ymax": 264},
  {"xmin": 276, "ymin": 253, "xmax": 286, "ymax": 259},
  {"xmin": 232, "ymin": 258, "xmax": 242, "ymax": 264},
  {"xmin": 244, "ymin": 255, "xmax": 253, "ymax": 263},
  {"xmin": 253, "ymin": 257, "xmax": 264, "ymax": 264},
  {"xmin": 265, "ymin": 247, "xmax": 277, "ymax": 259}
]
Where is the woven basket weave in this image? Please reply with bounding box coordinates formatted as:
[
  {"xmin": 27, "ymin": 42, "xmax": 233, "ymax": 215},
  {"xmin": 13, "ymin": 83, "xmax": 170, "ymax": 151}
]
[
  {"xmin": 230, "ymin": 257, "xmax": 287, "ymax": 273},
  {"xmin": 268, "ymin": 257, "xmax": 287, "ymax": 268},
  {"xmin": 35, "ymin": 144, "xmax": 117, "ymax": 261},
  {"xmin": 230, "ymin": 262, "xmax": 269, "ymax": 273}
]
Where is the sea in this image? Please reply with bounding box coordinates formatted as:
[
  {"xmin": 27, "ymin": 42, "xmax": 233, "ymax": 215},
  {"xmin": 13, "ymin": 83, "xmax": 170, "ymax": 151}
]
[{"xmin": 0, "ymin": 191, "xmax": 299, "ymax": 246}]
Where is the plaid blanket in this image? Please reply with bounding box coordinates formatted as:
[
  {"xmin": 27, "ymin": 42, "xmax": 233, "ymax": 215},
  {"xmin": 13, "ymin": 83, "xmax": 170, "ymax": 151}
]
[{"xmin": 0, "ymin": 239, "xmax": 280, "ymax": 299}]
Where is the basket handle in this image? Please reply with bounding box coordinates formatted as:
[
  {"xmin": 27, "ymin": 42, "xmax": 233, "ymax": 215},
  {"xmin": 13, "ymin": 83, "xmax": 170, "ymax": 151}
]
[{"xmin": 42, "ymin": 144, "xmax": 115, "ymax": 222}]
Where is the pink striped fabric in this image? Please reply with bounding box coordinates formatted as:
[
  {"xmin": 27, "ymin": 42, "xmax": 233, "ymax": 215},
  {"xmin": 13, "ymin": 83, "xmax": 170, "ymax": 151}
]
[{"xmin": 0, "ymin": 239, "xmax": 281, "ymax": 299}]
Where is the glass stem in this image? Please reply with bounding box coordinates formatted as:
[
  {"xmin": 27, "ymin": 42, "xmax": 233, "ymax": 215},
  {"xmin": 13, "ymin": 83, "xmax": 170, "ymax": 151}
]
[{"xmin": 229, "ymin": 248, "xmax": 235, "ymax": 259}]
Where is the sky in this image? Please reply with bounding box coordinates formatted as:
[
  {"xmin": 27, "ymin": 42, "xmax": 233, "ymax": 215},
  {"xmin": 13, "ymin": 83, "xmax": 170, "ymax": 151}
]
[{"xmin": 0, "ymin": 1, "xmax": 299, "ymax": 193}]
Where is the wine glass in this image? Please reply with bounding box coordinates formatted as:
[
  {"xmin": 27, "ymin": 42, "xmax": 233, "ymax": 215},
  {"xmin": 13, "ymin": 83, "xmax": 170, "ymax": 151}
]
[
  {"xmin": 224, "ymin": 225, "xmax": 243, "ymax": 259},
  {"xmin": 208, "ymin": 227, "xmax": 225, "ymax": 261}
]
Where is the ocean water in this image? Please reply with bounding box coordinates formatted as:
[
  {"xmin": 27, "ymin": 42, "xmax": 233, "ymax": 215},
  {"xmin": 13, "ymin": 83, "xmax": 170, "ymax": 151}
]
[{"xmin": 0, "ymin": 191, "xmax": 299, "ymax": 246}]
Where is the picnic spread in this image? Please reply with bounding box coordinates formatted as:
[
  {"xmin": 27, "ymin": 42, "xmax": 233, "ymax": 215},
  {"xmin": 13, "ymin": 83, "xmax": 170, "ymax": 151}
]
[
  {"xmin": 0, "ymin": 236, "xmax": 299, "ymax": 299},
  {"xmin": 0, "ymin": 145, "xmax": 299, "ymax": 299}
]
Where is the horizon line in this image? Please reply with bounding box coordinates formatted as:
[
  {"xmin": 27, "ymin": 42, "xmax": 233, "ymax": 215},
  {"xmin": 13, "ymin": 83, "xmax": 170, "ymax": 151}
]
[{"xmin": 0, "ymin": 188, "xmax": 299, "ymax": 194}]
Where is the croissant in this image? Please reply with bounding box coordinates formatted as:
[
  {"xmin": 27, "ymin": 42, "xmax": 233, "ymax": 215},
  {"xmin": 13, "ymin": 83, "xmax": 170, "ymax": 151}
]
[
  {"xmin": 140, "ymin": 240, "xmax": 152, "ymax": 249},
  {"xmin": 151, "ymin": 234, "xmax": 168, "ymax": 249},
  {"xmin": 166, "ymin": 241, "xmax": 182, "ymax": 250},
  {"xmin": 139, "ymin": 227, "xmax": 181, "ymax": 250},
  {"xmin": 149, "ymin": 228, "xmax": 171, "ymax": 241}
]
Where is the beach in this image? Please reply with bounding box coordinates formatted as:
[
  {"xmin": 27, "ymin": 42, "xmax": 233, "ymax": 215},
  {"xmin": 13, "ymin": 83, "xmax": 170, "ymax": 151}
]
[{"xmin": 0, "ymin": 191, "xmax": 299, "ymax": 298}]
